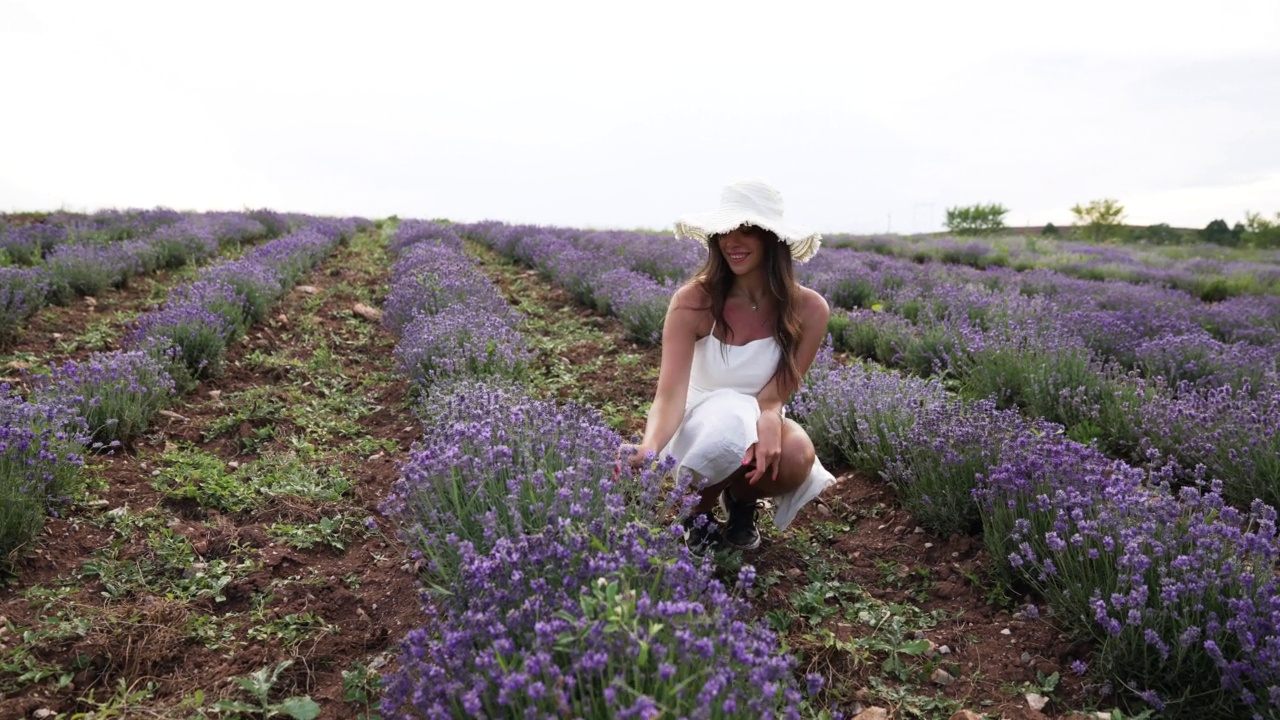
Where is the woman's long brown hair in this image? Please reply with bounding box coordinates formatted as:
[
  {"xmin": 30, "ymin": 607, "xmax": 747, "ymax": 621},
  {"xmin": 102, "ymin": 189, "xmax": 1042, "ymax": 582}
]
[{"xmin": 691, "ymin": 225, "xmax": 803, "ymax": 394}]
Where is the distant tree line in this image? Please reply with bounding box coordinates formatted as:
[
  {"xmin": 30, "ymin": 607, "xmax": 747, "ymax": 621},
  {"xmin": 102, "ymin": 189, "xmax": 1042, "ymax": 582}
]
[{"xmin": 942, "ymin": 200, "xmax": 1280, "ymax": 248}]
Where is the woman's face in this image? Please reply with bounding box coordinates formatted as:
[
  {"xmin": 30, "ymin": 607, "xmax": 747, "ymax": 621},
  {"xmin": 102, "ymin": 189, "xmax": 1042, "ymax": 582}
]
[{"xmin": 716, "ymin": 226, "xmax": 767, "ymax": 276}]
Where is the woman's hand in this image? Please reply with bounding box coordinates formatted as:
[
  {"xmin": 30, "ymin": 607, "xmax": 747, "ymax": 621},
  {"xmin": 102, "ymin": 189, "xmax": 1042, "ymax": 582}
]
[
  {"xmin": 743, "ymin": 411, "xmax": 784, "ymax": 484},
  {"xmin": 617, "ymin": 443, "xmax": 653, "ymax": 471}
]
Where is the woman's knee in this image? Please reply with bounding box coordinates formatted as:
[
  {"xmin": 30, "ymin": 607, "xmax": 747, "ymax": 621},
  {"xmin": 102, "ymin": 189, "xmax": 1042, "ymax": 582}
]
[{"xmin": 782, "ymin": 421, "xmax": 816, "ymax": 468}]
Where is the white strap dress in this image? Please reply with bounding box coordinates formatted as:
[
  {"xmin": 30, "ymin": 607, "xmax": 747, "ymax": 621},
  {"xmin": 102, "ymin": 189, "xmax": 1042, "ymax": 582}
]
[{"xmin": 661, "ymin": 324, "xmax": 835, "ymax": 530}]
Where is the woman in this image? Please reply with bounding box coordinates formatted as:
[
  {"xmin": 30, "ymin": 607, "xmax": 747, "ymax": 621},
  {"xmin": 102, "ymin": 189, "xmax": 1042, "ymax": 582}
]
[{"xmin": 623, "ymin": 179, "xmax": 836, "ymax": 553}]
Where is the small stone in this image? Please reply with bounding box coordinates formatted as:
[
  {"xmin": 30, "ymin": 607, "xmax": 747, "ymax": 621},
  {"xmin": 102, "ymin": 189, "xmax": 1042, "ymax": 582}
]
[
  {"xmin": 922, "ymin": 639, "xmax": 938, "ymax": 657},
  {"xmin": 852, "ymin": 708, "xmax": 888, "ymax": 720},
  {"xmin": 107, "ymin": 506, "xmax": 128, "ymax": 517},
  {"xmin": 228, "ymin": 461, "xmax": 240, "ymax": 469},
  {"xmin": 786, "ymin": 568, "xmax": 802, "ymax": 578},
  {"xmin": 1025, "ymin": 693, "xmax": 1049, "ymax": 711},
  {"xmin": 937, "ymin": 644, "xmax": 952, "ymax": 655},
  {"xmin": 84, "ymin": 296, "xmax": 97, "ymax": 306},
  {"xmin": 208, "ymin": 390, "xmax": 222, "ymax": 401},
  {"xmin": 34, "ymin": 708, "xmax": 55, "ymax": 719},
  {"xmin": 151, "ymin": 469, "xmax": 161, "ymax": 476},
  {"xmin": 924, "ymin": 542, "xmax": 934, "ymax": 549},
  {"xmin": 930, "ymin": 668, "xmax": 955, "ymax": 686},
  {"xmin": 276, "ymin": 313, "xmax": 288, "ymax": 324},
  {"xmin": 816, "ymin": 503, "xmax": 833, "ymax": 517},
  {"xmin": 158, "ymin": 410, "xmax": 189, "ymax": 421},
  {"xmin": 353, "ymin": 303, "xmax": 383, "ymax": 322},
  {"xmin": 1000, "ymin": 628, "xmax": 1012, "ymax": 635},
  {"xmin": 296, "ymin": 285, "xmax": 319, "ymax": 294},
  {"xmin": 1021, "ymin": 651, "xmax": 1033, "ymax": 665},
  {"xmin": 913, "ymin": 526, "xmax": 924, "ymax": 534},
  {"xmin": 893, "ymin": 525, "xmax": 908, "ymax": 536}
]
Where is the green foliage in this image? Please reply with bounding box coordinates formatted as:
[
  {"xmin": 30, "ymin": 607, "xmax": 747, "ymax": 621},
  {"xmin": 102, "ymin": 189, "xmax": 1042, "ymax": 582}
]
[
  {"xmin": 1041, "ymin": 222, "xmax": 1060, "ymax": 236},
  {"xmin": 209, "ymin": 661, "xmax": 321, "ymax": 719},
  {"xmin": 1242, "ymin": 210, "xmax": 1280, "ymax": 248},
  {"xmin": 1132, "ymin": 223, "xmax": 1182, "ymax": 245},
  {"xmin": 153, "ymin": 447, "xmax": 351, "ymax": 513},
  {"xmin": 1199, "ymin": 219, "xmax": 1241, "ymax": 247},
  {"xmin": 268, "ymin": 514, "xmax": 370, "ymax": 553},
  {"xmin": 944, "ymin": 203, "xmax": 1009, "ymax": 236},
  {"xmin": 1070, "ymin": 199, "xmax": 1126, "ymax": 242}
]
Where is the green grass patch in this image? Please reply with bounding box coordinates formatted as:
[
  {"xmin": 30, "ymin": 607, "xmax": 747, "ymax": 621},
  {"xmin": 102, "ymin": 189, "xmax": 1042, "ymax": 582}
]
[{"xmin": 153, "ymin": 447, "xmax": 351, "ymax": 513}]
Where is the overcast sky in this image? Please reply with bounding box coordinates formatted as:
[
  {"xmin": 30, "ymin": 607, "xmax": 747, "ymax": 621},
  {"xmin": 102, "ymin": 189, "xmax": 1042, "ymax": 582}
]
[{"xmin": 3, "ymin": 0, "xmax": 1278, "ymax": 234}]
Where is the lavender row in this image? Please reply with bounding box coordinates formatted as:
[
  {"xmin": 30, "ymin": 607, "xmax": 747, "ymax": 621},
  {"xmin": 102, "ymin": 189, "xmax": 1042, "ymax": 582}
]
[
  {"xmin": 790, "ymin": 347, "xmax": 1280, "ymax": 717},
  {"xmin": 825, "ymin": 232, "xmax": 1280, "ymax": 301},
  {"xmin": 800, "ymin": 247, "xmax": 1280, "ymax": 509},
  {"xmin": 457, "ymin": 221, "xmax": 694, "ymax": 344},
  {"xmin": 799, "ymin": 246, "xmax": 1280, "ymax": 372},
  {"xmin": 378, "ymin": 220, "xmax": 817, "ymax": 718},
  {"xmin": 0, "ymin": 207, "xmax": 186, "ymax": 259},
  {"xmin": 0, "ymin": 217, "xmax": 361, "ymax": 576},
  {"xmin": 0, "ymin": 210, "xmax": 290, "ymax": 346},
  {"xmin": 382, "ymin": 221, "xmax": 532, "ymax": 386}
]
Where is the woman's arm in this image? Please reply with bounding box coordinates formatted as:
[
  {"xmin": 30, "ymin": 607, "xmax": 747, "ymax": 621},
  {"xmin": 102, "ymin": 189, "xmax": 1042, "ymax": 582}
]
[
  {"xmin": 628, "ymin": 284, "xmax": 705, "ymax": 461},
  {"xmin": 744, "ymin": 287, "xmax": 830, "ymax": 482}
]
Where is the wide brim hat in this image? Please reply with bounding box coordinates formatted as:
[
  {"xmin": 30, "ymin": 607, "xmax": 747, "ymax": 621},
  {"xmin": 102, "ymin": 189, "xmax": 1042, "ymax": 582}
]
[{"xmin": 673, "ymin": 179, "xmax": 822, "ymax": 263}]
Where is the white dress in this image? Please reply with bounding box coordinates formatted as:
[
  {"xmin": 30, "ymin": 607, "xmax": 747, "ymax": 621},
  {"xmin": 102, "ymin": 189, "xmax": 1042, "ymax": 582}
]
[{"xmin": 661, "ymin": 324, "xmax": 836, "ymax": 530}]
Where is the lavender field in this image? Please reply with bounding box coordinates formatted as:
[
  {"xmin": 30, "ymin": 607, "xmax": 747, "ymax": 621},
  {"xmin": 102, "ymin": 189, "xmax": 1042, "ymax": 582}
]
[{"xmin": 1, "ymin": 211, "xmax": 1278, "ymax": 719}]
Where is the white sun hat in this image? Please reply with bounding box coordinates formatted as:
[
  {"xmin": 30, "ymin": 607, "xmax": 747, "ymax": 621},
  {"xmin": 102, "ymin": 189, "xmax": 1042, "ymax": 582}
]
[{"xmin": 673, "ymin": 179, "xmax": 823, "ymax": 263}]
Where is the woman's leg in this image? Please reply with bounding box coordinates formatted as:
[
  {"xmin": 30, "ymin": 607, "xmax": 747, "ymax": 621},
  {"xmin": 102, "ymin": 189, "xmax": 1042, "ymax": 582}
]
[
  {"xmin": 719, "ymin": 420, "xmax": 818, "ymax": 549},
  {"xmin": 731, "ymin": 419, "xmax": 817, "ymax": 501}
]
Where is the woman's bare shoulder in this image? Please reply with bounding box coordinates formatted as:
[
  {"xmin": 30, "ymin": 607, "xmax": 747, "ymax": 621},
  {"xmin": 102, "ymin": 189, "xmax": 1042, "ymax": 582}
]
[
  {"xmin": 795, "ymin": 284, "xmax": 830, "ymax": 322},
  {"xmin": 670, "ymin": 281, "xmax": 712, "ymax": 311}
]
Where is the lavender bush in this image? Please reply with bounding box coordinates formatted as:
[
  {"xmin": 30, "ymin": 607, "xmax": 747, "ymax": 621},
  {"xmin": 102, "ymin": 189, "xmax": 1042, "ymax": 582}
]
[
  {"xmin": 44, "ymin": 241, "xmax": 149, "ymax": 301},
  {"xmin": 0, "ymin": 389, "xmax": 88, "ymax": 573},
  {"xmin": 0, "ymin": 223, "xmax": 66, "ymax": 264},
  {"xmin": 1136, "ymin": 385, "xmax": 1280, "ymax": 509},
  {"xmin": 382, "ymin": 242, "xmax": 502, "ymax": 334},
  {"xmin": 975, "ymin": 435, "xmax": 1280, "ymax": 717},
  {"xmin": 125, "ymin": 303, "xmax": 237, "ymax": 392},
  {"xmin": 385, "ymin": 380, "xmax": 688, "ymax": 587},
  {"xmin": 148, "ymin": 219, "xmax": 222, "ymax": 268},
  {"xmin": 594, "ymin": 268, "xmax": 675, "ymax": 344},
  {"xmin": 198, "ymin": 261, "xmax": 285, "ymax": 326},
  {"xmin": 30, "ymin": 350, "xmax": 175, "ymax": 446},
  {"xmin": 790, "ymin": 348, "xmax": 951, "ymax": 477},
  {"xmin": 394, "ymin": 305, "xmax": 531, "ymax": 390},
  {"xmin": 0, "ymin": 267, "xmax": 51, "ymax": 345},
  {"xmin": 880, "ymin": 400, "xmax": 1034, "ymax": 537},
  {"xmin": 381, "ymin": 522, "xmax": 809, "ymax": 720}
]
